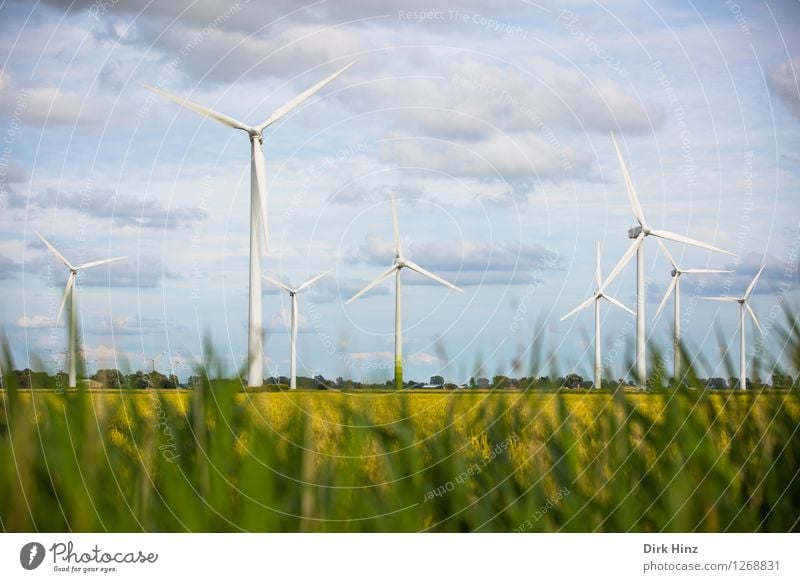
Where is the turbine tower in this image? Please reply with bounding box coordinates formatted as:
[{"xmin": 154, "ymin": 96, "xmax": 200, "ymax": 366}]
[
  {"xmin": 604, "ymin": 133, "xmax": 734, "ymax": 388},
  {"xmin": 704, "ymin": 266, "xmax": 765, "ymax": 390},
  {"xmin": 561, "ymin": 243, "xmax": 634, "ymax": 390},
  {"xmin": 652, "ymin": 239, "xmax": 732, "ymax": 384},
  {"xmin": 347, "ymin": 191, "xmax": 462, "ymax": 390},
  {"xmin": 36, "ymin": 233, "xmax": 125, "ymax": 388},
  {"xmin": 264, "ymin": 271, "xmax": 329, "ymax": 389},
  {"xmin": 145, "ymin": 61, "xmax": 354, "ymax": 387}
]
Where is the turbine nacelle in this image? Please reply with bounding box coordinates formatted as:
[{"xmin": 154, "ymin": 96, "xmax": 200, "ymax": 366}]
[{"xmin": 628, "ymin": 225, "xmax": 644, "ymax": 239}]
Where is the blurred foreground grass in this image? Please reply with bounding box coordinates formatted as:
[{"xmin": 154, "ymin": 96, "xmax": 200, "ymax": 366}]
[{"xmin": 2, "ymin": 374, "xmax": 798, "ymax": 532}]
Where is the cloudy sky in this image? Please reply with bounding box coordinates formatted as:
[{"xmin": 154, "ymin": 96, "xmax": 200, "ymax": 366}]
[{"xmin": 1, "ymin": 0, "xmax": 798, "ymax": 384}]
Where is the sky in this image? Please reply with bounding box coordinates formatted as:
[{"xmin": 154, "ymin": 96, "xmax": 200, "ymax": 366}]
[{"xmin": 0, "ymin": 0, "xmax": 798, "ymax": 384}]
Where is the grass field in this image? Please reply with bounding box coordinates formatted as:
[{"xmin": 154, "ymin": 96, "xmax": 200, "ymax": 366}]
[{"xmin": 2, "ymin": 382, "xmax": 799, "ymax": 532}]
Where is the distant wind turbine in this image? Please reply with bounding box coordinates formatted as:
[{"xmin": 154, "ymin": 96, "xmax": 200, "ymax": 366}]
[
  {"xmin": 603, "ymin": 133, "xmax": 735, "ymax": 388},
  {"xmin": 36, "ymin": 232, "xmax": 125, "ymax": 388},
  {"xmin": 561, "ymin": 243, "xmax": 634, "ymax": 390},
  {"xmin": 347, "ymin": 191, "xmax": 462, "ymax": 390},
  {"xmin": 144, "ymin": 60, "xmax": 355, "ymax": 387},
  {"xmin": 704, "ymin": 266, "xmax": 765, "ymax": 390},
  {"xmin": 652, "ymin": 239, "xmax": 732, "ymax": 383},
  {"xmin": 264, "ymin": 271, "xmax": 329, "ymax": 390}
]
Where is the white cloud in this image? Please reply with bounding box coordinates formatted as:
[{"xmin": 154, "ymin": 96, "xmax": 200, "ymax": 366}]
[
  {"xmin": 348, "ymin": 351, "xmax": 393, "ymax": 361},
  {"xmin": 769, "ymin": 58, "xmax": 800, "ymax": 120},
  {"xmin": 16, "ymin": 315, "xmax": 52, "ymax": 328},
  {"xmin": 408, "ymin": 352, "xmax": 442, "ymax": 364},
  {"xmin": 0, "ymin": 73, "xmax": 108, "ymax": 127}
]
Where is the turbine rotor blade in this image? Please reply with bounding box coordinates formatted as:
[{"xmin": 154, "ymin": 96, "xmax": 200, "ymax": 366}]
[
  {"xmin": 682, "ymin": 268, "xmax": 733, "ymax": 275},
  {"xmin": 745, "ymin": 302, "xmax": 764, "ymax": 336},
  {"xmin": 595, "ymin": 242, "xmax": 602, "ymax": 290},
  {"xmin": 610, "ymin": 132, "xmax": 647, "ymax": 227},
  {"xmin": 143, "ymin": 84, "xmax": 251, "ymax": 131},
  {"xmin": 35, "ymin": 232, "xmax": 74, "ymax": 270},
  {"xmin": 601, "ymin": 232, "xmax": 644, "ymax": 289},
  {"xmin": 391, "ymin": 189, "xmax": 401, "ymax": 258},
  {"xmin": 347, "ymin": 266, "xmax": 398, "ymax": 304},
  {"xmin": 77, "ymin": 256, "xmax": 126, "ymax": 270},
  {"xmin": 403, "ymin": 260, "xmax": 462, "ymax": 292},
  {"xmin": 745, "ymin": 265, "xmax": 765, "ymax": 298},
  {"xmin": 296, "ymin": 270, "xmax": 330, "ymax": 293},
  {"xmin": 603, "ymin": 293, "xmax": 636, "ymax": 316},
  {"xmin": 652, "ymin": 275, "xmax": 678, "ymax": 321},
  {"xmin": 263, "ymin": 276, "xmax": 294, "ymax": 293},
  {"xmin": 253, "ymin": 142, "xmax": 270, "ymax": 255},
  {"xmin": 703, "ymin": 296, "xmax": 740, "ymax": 302},
  {"xmin": 649, "ymin": 229, "xmax": 735, "ymax": 256},
  {"xmin": 655, "ymin": 237, "xmax": 678, "ymax": 270},
  {"xmin": 57, "ymin": 273, "xmax": 75, "ymax": 324},
  {"xmin": 561, "ymin": 295, "xmax": 596, "ymax": 321},
  {"xmin": 255, "ymin": 60, "xmax": 356, "ymax": 131}
]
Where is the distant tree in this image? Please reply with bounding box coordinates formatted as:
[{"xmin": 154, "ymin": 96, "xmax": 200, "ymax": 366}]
[
  {"xmin": 476, "ymin": 377, "xmax": 490, "ymax": 389},
  {"xmin": 163, "ymin": 374, "xmax": 180, "ymax": 389},
  {"xmin": 92, "ymin": 369, "xmax": 123, "ymax": 389},
  {"xmin": 492, "ymin": 375, "xmax": 510, "ymax": 389},
  {"xmin": 127, "ymin": 371, "xmax": 151, "ymax": 389},
  {"xmin": 313, "ymin": 374, "xmax": 330, "ymax": 390},
  {"xmin": 443, "ymin": 383, "xmax": 458, "ymax": 390},
  {"xmin": 468, "ymin": 377, "xmax": 476, "ymax": 388},
  {"xmin": 13, "ymin": 369, "xmax": 50, "ymax": 389},
  {"xmin": 430, "ymin": 375, "xmax": 445, "ymax": 386},
  {"xmin": 187, "ymin": 375, "xmax": 203, "ymax": 389},
  {"xmin": 147, "ymin": 371, "xmax": 167, "ymax": 388},
  {"xmin": 772, "ymin": 373, "xmax": 793, "ymax": 390},
  {"xmin": 727, "ymin": 377, "xmax": 739, "ymax": 390},
  {"xmin": 54, "ymin": 372, "xmax": 68, "ymax": 390},
  {"xmin": 563, "ymin": 373, "xmax": 583, "ymax": 388},
  {"xmin": 706, "ymin": 377, "xmax": 726, "ymax": 390}
]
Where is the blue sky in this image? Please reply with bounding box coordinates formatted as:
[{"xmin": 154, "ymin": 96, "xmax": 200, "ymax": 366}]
[{"xmin": 1, "ymin": 0, "xmax": 798, "ymax": 384}]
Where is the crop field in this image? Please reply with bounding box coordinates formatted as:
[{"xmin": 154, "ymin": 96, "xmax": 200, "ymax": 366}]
[{"xmin": 2, "ymin": 381, "xmax": 799, "ymax": 532}]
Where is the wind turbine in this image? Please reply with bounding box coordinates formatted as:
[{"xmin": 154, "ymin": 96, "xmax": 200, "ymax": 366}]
[
  {"xmin": 264, "ymin": 271, "xmax": 329, "ymax": 390},
  {"xmin": 144, "ymin": 60, "xmax": 355, "ymax": 387},
  {"xmin": 36, "ymin": 232, "xmax": 125, "ymax": 388},
  {"xmin": 652, "ymin": 239, "xmax": 732, "ymax": 383},
  {"xmin": 561, "ymin": 243, "xmax": 634, "ymax": 390},
  {"xmin": 603, "ymin": 133, "xmax": 735, "ymax": 388},
  {"xmin": 704, "ymin": 266, "xmax": 765, "ymax": 390},
  {"xmin": 347, "ymin": 191, "xmax": 462, "ymax": 390}
]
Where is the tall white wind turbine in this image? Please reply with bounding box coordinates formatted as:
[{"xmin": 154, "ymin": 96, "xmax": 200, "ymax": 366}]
[
  {"xmin": 704, "ymin": 266, "xmax": 765, "ymax": 390},
  {"xmin": 144, "ymin": 61, "xmax": 355, "ymax": 387},
  {"xmin": 347, "ymin": 191, "xmax": 462, "ymax": 390},
  {"xmin": 561, "ymin": 243, "xmax": 634, "ymax": 390},
  {"xmin": 264, "ymin": 271, "xmax": 329, "ymax": 390},
  {"xmin": 36, "ymin": 232, "xmax": 125, "ymax": 388},
  {"xmin": 603, "ymin": 133, "xmax": 735, "ymax": 388},
  {"xmin": 652, "ymin": 239, "xmax": 732, "ymax": 383}
]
